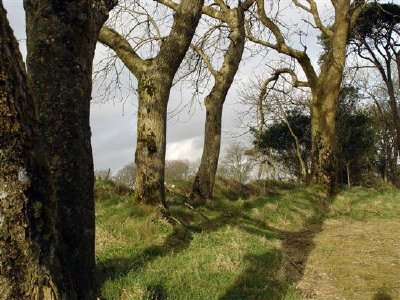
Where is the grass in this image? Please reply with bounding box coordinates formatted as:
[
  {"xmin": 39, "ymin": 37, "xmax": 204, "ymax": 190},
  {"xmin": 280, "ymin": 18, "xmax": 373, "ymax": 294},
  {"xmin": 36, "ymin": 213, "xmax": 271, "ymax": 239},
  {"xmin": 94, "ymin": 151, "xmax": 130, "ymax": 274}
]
[{"xmin": 95, "ymin": 180, "xmax": 400, "ymax": 299}]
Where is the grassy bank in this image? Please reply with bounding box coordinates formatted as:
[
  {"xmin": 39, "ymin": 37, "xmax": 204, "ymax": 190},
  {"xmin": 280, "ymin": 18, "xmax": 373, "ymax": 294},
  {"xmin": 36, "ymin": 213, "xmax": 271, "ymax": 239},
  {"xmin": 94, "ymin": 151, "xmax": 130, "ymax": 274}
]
[{"xmin": 95, "ymin": 180, "xmax": 400, "ymax": 299}]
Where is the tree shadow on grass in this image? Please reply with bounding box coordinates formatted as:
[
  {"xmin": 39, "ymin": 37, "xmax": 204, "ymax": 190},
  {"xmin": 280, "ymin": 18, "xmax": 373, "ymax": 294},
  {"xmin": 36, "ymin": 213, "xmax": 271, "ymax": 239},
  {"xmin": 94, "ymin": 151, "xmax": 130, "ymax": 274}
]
[
  {"xmin": 96, "ymin": 225, "xmax": 193, "ymax": 295},
  {"xmin": 219, "ymin": 193, "xmax": 333, "ymax": 299},
  {"xmin": 97, "ymin": 186, "xmax": 332, "ymax": 299},
  {"xmin": 373, "ymin": 291, "xmax": 392, "ymax": 300}
]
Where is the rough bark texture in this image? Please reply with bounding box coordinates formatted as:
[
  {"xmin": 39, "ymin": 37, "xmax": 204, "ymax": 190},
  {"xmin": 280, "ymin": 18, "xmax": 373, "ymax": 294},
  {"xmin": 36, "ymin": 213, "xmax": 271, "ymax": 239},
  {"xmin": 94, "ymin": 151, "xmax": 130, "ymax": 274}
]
[
  {"xmin": 191, "ymin": 8, "xmax": 246, "ymax": 201},
  {"xmin": 309, "ymin": 1, "xmax": 353, "ymax": 194},
  {"xmin": 99, "ymin": 0, "xmax": 203, "ymax": 206},
  {"xmin": 0, "ymin": 3, "xmax": 68, "ymax": 298},
  {"xmin": 24, "ymin": 1, "xmax": 112, "ymax": 298},
  {"xmin": 134, "ymin": 69, "xmax": 170, "ymax": 206},
  {"xmin": 191, "ymin": 100, "xmax": 224, "ymax": 201}
]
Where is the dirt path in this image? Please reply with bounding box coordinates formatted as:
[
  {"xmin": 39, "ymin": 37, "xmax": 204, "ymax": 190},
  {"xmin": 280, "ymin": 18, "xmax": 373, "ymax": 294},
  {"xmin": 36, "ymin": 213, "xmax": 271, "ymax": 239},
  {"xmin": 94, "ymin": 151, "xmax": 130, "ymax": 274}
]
[{"xmin": 294, "ymin": 219, "xmax": 400, "ymax": 300}]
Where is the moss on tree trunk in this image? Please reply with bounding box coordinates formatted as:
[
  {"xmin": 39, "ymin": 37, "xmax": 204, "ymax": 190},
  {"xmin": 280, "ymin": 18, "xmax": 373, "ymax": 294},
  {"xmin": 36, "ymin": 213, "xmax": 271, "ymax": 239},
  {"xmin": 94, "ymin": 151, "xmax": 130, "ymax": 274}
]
[
  {"xmin": 0, "ymin": 3, "xmax": 69, "ymax": 298},
  {"xmin": 24, "ymin": 0, "xmax": 112, "ymax": 297}
]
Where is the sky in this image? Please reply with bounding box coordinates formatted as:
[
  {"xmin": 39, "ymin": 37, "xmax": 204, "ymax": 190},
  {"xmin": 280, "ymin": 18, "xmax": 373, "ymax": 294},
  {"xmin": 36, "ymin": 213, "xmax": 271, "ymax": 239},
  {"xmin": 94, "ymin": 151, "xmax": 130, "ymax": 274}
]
[{"xmin": 3, "ymin": 0, "xmax": 337, "ymax": 172}]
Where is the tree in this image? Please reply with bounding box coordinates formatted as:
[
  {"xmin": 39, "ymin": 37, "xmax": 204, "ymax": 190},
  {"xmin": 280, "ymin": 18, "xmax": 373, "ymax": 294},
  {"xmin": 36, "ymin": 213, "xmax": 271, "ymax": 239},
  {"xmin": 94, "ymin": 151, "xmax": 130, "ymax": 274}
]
[
  {"xmin": 336, "ymin": 87, "xmax": 375, "ymax": 186},
  {"xmin": 165, "ymin": 160, "xmax": 191, "ymax": 181},
  {"xmin": 24, "ymin": 0, "xmax": 116, "ymax": 297},
  {"xmin": 253, "ymin": 109, "xmax": 311, "ymax": 181},
  {"xmin": 0, "ymin": 2, "xmax": 69, "ymax": 297},
  {"xmin": 114, "ymin": 162, "xmax": 136, "ymax": 188},
  {"xmin": 248, "ymin": 0, "xmax": 365, "ymax": 194},
  {"xmin": 98, "ymin": 0, "xmax": 203, "ymax": 207},
  {"xmin": 350, "ymin": 3, "xmax": 400, "ymax": 168},
  {"xmin": 181, "ymin": 0, "xmax": 254, "ymax": 202},
  {"xmin": 218, "ymin": 142, "xmax": 255, "ymax": 185}
]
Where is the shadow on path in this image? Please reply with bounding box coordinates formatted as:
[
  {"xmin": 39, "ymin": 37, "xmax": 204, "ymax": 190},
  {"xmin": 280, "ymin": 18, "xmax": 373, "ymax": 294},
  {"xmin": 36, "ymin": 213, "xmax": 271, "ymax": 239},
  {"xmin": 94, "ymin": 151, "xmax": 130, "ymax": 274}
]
[{"xmin": 220, "ymin": 193, "xmax": 333, "ymax": 299}]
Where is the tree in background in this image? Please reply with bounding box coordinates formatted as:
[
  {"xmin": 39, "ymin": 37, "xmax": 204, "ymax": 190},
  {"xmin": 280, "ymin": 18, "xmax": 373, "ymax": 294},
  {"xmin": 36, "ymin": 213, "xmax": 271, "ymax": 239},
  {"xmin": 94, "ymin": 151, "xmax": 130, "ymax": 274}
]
[
  {"xmin": 98, "ymin": 0, "xmax": 204, "ymax": 207},
  {"xmin": 165, "ymin": 160, "xmax": 191, "ymax": 182},
  {"xmin": 113, "ymin": 162, "xmax": 136, "ymax": 188},
  {"xmin": 218, "ymin": 143, "xmax": 255, "ymax": 186},
  {"xmin": 95, "ymin": 168, "xmax": 111, "ymax": 180},
  {"xmin": 336, "ymin": 87, "xmax": 375, "ymax": 186},
  {"xmin": 183, "ymin": 0, "xmax": 254, "ymax": 202},
  {"xmin": 252, "ymin": 109, "xmax": 311, "ymax": 181},
  {"xmin": 24, "ymin": 0, "xmax": 116, "ymax": 297}
]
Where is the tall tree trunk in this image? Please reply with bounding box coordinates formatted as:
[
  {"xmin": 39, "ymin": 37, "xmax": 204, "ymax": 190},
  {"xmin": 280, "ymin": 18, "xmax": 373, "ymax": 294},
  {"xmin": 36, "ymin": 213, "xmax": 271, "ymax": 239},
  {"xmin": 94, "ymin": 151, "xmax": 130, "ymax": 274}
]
[
  {"xmin": 0, "ymin": 3, "xmax": 69, "ymax": 297},
  {"xmin": 192, "ymin": 99, "xmax": 224, "ymax": 201},
  {"xmin": 346, "ymin": 161, "xmax": 351, "ymax": 187},
  {"xmin": 310, "ymin": 1, "xmax": 350, "ymax": 194},
  {"xmin": 24, "ymin": 1, "xmax": 112, "ymax": 297},
  {"xmin": 311, "ymin": 87, "xmax": 339, "ymax": 194},
  {"xmin": 134, "ymin": 70, "xmax": 170, "ymax": 206},
  {"xmin": 191, "ymin": 7, "xmax": 246, "ymax": 201}
]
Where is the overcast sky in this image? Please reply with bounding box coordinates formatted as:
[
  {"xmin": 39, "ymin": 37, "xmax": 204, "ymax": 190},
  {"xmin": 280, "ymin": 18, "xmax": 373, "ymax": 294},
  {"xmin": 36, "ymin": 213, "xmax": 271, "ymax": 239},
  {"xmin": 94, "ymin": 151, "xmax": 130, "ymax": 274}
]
[
  {"xmin": 3, "ymin": 0, "xmax": 356, "ymax": 172},
  {"xmin": 4, "ymin": 0, "xmax": 248, "ymax": 172}
]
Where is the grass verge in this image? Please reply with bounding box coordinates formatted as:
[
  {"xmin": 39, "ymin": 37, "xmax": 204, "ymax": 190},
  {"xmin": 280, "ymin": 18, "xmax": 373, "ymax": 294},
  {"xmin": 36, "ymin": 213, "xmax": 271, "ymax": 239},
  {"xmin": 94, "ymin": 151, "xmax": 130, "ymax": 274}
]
[{"xmin": 95, "ymin": 180, "xmax": 400, "ymax": 299}]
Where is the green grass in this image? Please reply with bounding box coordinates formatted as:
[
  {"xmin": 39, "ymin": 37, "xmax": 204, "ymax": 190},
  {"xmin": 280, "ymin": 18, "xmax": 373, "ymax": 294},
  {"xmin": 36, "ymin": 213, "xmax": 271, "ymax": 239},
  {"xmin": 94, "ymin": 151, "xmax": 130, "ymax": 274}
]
[
  {"xmin": 95, "ymin": 180, "xmax": 400, "ymax": 300},
  {"xmin": 329, "ymin": 185, "xmax": 400, "ymax": 220}
]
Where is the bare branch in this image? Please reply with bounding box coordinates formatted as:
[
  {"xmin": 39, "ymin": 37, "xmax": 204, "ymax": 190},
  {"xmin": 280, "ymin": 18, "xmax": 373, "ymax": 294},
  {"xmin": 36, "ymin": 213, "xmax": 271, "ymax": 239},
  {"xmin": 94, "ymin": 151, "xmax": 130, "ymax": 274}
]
[
  {"xmin": 191, "ymin": 44, "xmax": 219, "ymax": 77},
  {"xmin": 292, "ymin": 0, "xmax": 333, "ymax": 37},
  {"xmin": 98, "ymin": 26, "xmax": 145, "ymax": 75}
]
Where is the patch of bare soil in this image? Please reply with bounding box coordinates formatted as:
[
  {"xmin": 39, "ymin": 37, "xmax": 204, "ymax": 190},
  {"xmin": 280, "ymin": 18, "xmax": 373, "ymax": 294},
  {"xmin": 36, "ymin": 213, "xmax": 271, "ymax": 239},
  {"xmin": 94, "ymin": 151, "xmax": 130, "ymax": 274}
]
[{"xmin": 294, "ymin": 219, "xmax": 400, "ymax": 300}]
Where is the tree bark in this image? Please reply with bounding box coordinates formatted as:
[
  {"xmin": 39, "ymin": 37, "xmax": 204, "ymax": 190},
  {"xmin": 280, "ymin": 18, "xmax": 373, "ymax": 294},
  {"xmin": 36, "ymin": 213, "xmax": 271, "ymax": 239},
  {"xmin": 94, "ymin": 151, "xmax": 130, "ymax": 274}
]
[
  {"xmin": 191, "ymin": 7, "xmax": 246, "ymax": 201},
  {"xmin": 24, "ymin": 1, "xmax": 113, "ymax": 297},
  {"xmin": 309, "ymin": 0, "xmax": 352, "ymax": 194},
  {"xmin": 134, "ymin": 69, "xmax": 170, "ymax": 206},
  {"xmin": 192, "ymin": 100, "xmax": 224, "ymax": 201},
  {"xmin": 0, "ymin": 3, "xmax": 68, "ymax": 298}
]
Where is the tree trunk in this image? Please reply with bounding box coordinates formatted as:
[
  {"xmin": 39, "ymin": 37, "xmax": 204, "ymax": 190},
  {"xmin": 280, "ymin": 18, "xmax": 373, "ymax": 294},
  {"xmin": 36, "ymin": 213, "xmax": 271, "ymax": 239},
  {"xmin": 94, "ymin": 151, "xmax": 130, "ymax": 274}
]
[
  {"xmin": 346, "ymin": 161, "xmax": 351, "ymax": 187},
  {"xmin": 311, "ymin": 88, "xmax": 339, "ymax": 194},
  {"xmin": 310, "ymin": 2, "xmax": 350, "ymax": 194},
  {"xmin": 191, "ymin": 99, "xmax": 224, "ymax": 201},
  {"xmin": 134, "ymin": 70, "xmax": 170, "ymax": 207},
  {"xmin": 24, "ymin": 1, "xmax": 111, "ymax": 297},
  {"xmin": 0, "ymin": 3, "xmax": 68, "ymax": 298},
  {"xmin": 282, "ymin": 111, "xmax": 309, "ymax": 182},
  {"xmin": 191, "ymin": 8, "xmax": 246, "ymax": 201},
  {"xmin": 386, "ymin": 81, "xmax": 400, "ymax": 159}
]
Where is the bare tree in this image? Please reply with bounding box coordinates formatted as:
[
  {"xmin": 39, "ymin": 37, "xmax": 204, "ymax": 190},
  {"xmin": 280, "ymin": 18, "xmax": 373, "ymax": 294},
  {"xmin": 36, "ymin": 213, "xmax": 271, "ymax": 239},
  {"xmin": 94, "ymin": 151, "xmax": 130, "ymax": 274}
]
[
  {"xmin": 98, "ymin": 0, "xmax": 204, "ymax": 207},
  {"xmin": 165, "ymin": 160, "xmax": 191, "ymax": 181},
  {"xmin": 114, "ymin": 162, "xmax": 136, "ymax": 188},
  {"xmin": 218, "ymin": 142, "xmax": 255, "ymax": 185},
  {"xmin": 248, "ymin": 0, "xmax": 365, "ymax": 194},
  {"xmin": 24, "ymin": 0, "xmax": 116, "ymax": 297},
  {"xmin": 167, "ymin": 0, "xmax": 254, "ymax": 202}
]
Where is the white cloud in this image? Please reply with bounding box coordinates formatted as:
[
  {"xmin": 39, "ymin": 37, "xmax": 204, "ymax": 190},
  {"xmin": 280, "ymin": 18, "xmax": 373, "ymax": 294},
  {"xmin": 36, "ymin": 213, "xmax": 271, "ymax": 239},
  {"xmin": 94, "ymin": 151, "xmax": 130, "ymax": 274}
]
[{"xmin": 166, "ymin": 138, "xmax": 203, "ymax": 161}]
